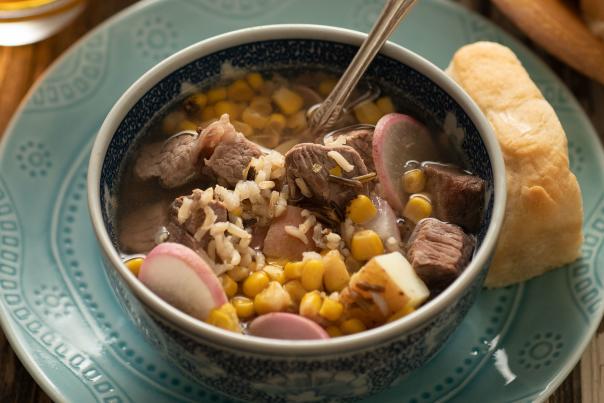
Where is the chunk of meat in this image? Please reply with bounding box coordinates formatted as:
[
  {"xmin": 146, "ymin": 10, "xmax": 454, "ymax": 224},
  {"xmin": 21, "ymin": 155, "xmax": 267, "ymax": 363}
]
[
  {"xmin": 204, "ymin": 134, "xmax": 262, "ymax": 187},
  {"xmin": 406, "ymin": 218, "xmax": 475, "ymax": 290},
  {"xmin": 336, "ymin": 127, "xmax": 375, "ymax": 172},
  {"xmin": 134, "ymin": 134, "xmax": 201, "ymax": 188},
  {"xmin": 263, "ymin": 206, "xmax": 316, "ymax": 260},
  {"xmin": 285, "ymin": 143, "xmax": 368, "ymax": 217},
  {"xmin": 424, "ymin": 164, "xmax": 486, "ymax": 233},
  {"xmin": 119, "ymin": 201, "xmax": 169, "ymax": 253}
]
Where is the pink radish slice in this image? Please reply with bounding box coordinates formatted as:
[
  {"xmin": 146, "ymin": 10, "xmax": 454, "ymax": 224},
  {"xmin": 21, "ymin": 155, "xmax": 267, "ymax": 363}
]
[
  {"xmin": 373, "ymin": 113, "xmax": 440, "ymax": 211},
  {"xmin": 249, "ymin": 313, "xmax": 329, "ymax": 340},
  {"xmin": 365, "ymin": 195, "xmax": 401, "ymax": 244},
  {"xmin": 138, "ymin": 242, "xmax": 227, "ymax": 321}
]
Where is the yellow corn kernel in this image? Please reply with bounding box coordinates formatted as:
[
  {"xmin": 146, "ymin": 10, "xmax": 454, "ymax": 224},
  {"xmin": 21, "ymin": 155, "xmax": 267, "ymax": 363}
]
[
  {"xmin": 254, "ymin": 281, "xmax": 292, "ymax": 315},
  {"xmin": 242, "ymin": 107, "xmax": 269, "ymax": 129},
  {"xmin": 403, "ymin": 195, "xmax": 432, "ymax": 224},
  {"xmin": 220, "ymin": 274, "xmax": 238, "ymax": 298},
  {"xmin": 376, "ymin": 96, "xmax": 395, "ymax": 114},
  {"xmin": 201, "ymin": 105, "xmax": 216, "ymax": 122},
  {"xmin": 319, "ymin": 298, "xmax": 344, "ymax": 322},
  {"xmin": 340, "ymin": 318, "xmax": 367, "ymax": 335},
  {"xmin": 284, "ymin": 280, "xmax": 307, "ymax": 305},
  {"xmin": 185, "ymin": 93, "xmax": 208, "ymax": 111},
  {"xmin": 322, "ymin": 250, "xmax": 350, "ymax": 293},
  {"xmin": 347, "ymin": 194, "xmax": 377, "ymax": 224},
  {"xmin": 178, "ymin": 120, "xmax": 198, "ymax": 132},
  {"xmin": 231, "ymin": 296, "xmax": 255, "ymax": 319},
  {"xmin": 207, "ymin": 86, "xmax": 227, "ymax": 103},
  {"xmin": 353, "ymin": 100, "xmax": 382, "ymax": 125},
  {"xmin": 402, "ymin": 169, "xmax": 426, "ymax": 194},
  {"xmin": 284, "ymin": 261, "xmax": 304, "ymax": 280},
  {"xmin": 301, "ymin": 259, "xmax": 325, "ymax": 291},
  {"xmin": 351, "ymin": 229, "xmax": 385, "ymax": 261},
  {"xmin": 242, "ymin": 271, "xmax": 270, "ymax": 298},
  {"xmin": 299, "ymin": 291, "xmax": 322, "ymax": 320},
  {"xmin": 227, "ymin": 79, "xmax": 254, "ymax": 102},
  {"xmin": 263, "ymin": 265, "xmax": 286, "ymax": 284},
  {"xmin": 230, "ymin": 206, "xmax": 242, "ymax": 217},
  {"xmin": 227, "ymin": 266, "xmax": 250, "ymax": 282},
  {"xmin": 125, "ymin": 257, "xmax": 144, "ymax": 277},
  {"xmin": 267, "ymin": 113, "xmax": 287, "ymax": 132},
  {"xmin": 250, "ymin": 96, "xmax": 273, "ymax": 115},
  {"xmin": 232, "ymin": 120, "xmax": 253, "ymax": 137},
  {"xmin": 329, "ymin": 165, "xmax": 342, "ymax": 177},
  {"xmin": 326, "ymin": 325, "xmax": 343, "ymax": 338},
  {"xmin": 246, "ymin": 72, "xmax": 264, "ymax": 91},
  {"xmin": 387, "ymin": 305, "xmax": 415, "ymax": 323},
  {"xmin": 162, "ymin": 110, "xmax": 186, "ymax": 134},
  {"xmin": 206, "ymin": 303, "xmax": 241, "ymax": 332},
  {"xmin": 267, "ymin": 258, "xmax": 288, "ymax": 267},
  {"xmin": 318, "ymin": 78, "xmax": 337, "ymax": 96},
  {"xmin": 286, "ymin": 110, "xmax": 307, "ymax": 131},
  {"xmin": 214, "ymin": 101, "xmax": 241, "ymax": 120},
  {"xmin": 272, "ymin": 87, "xmax": 304, "ymax": 115}
]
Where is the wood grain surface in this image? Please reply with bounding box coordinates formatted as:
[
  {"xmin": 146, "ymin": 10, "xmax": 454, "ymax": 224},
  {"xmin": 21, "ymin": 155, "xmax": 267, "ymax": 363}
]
[{"xmin": 0, "ymin": 1, "xmax": 602, "ymax": 402}]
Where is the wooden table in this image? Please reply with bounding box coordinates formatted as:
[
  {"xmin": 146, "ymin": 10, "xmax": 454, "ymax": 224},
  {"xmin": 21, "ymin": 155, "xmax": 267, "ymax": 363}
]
[{"xmin": 0, "ymin": 1, "xmax": 602, "ymax": 402}]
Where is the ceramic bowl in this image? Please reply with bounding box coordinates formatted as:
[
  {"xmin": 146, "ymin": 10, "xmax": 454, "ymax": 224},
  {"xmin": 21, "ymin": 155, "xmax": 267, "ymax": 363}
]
[{"xmin": 87, "ymin": 24, "xmax": 506, "ymax": 401}]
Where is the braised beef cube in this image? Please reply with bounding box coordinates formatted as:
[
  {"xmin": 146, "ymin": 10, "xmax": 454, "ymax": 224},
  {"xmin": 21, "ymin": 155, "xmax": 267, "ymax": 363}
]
[
  {"xmin": 424, "ymin": 164, "xmax": 485, "ymax": 233},
  {"xmin": 204, "ymin": 134, "xmax": 262, "ymax": 187},
  {"xmin": 407, "ymin": 218, "xmax": 475, "ymax": 289},
  {"xmin": 285, "ymin": 143, "xmax": 369, "ymax": 217},
  {"xmin": 167, "ymin": 193, "xmax": 227, "ymax": 249},
  {"xmin": 337, "ymin": 127, "xmax": 375, "ymax": 172}
]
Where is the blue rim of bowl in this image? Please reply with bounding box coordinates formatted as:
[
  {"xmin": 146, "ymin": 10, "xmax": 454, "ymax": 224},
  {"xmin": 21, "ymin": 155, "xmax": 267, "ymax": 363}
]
[{"xmin": 87, "ymin": 24, "xmax": 507, "ymax": 355}]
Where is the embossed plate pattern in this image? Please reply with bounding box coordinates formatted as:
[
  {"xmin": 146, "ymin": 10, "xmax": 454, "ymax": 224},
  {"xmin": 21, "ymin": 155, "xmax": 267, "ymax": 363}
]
[{"xmin": 0, "ymin": 0, "xmax": 603, "ymax": 402}]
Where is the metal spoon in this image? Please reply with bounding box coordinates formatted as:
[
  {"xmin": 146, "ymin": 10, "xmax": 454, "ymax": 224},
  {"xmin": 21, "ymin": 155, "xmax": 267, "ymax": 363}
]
[{"xmin": 307, "ymin": 0, "xmax": 418, "ymax": 135}]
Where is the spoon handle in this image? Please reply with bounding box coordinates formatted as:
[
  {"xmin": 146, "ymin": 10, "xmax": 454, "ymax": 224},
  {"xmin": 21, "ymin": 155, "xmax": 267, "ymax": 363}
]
[{"xmin": 308, "ymin": 0, "xmax": 418, "ymax": 134}]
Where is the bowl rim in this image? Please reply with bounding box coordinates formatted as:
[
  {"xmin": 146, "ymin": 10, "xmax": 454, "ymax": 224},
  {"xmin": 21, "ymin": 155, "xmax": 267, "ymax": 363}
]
[{"xmin": 87, "ymin": 23, "xmax": 506, "ymax": 355}]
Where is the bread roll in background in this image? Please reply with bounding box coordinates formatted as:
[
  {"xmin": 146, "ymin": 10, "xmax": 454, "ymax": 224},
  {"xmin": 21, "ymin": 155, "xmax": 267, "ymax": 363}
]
[
  {"xmin": 582, "ymin": 0, "xmax": 604, "ymax": 40},
  {"xmin": 447, "ymin": 42, "xmax": 583, "ymax": 288}
]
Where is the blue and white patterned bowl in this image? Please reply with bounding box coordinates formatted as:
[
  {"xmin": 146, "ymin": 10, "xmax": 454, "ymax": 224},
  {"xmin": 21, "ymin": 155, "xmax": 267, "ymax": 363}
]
[{"xmin": 87, "ymin": 25, "xmax": 506, "ymax": 401}]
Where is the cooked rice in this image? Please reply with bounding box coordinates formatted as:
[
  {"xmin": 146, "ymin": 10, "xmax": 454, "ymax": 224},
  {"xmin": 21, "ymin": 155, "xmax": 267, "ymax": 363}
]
[
  {"xmin": 177, "ymin": 197, "xmax": 193, "ymax": 224},
  {"xmin": 327, "ymin": 150, "xmax": 354, "ymax": 172},
  {"xmin": 294, "ymin": 177, "xmax": 312, "ymax": 198},
  {"xmin": 302, "ymin": 251, "xmax": 322, "ymax": 261},
  {"xmin": 285, "ymin": 225, "xmax": 309, "ymax": 244}
]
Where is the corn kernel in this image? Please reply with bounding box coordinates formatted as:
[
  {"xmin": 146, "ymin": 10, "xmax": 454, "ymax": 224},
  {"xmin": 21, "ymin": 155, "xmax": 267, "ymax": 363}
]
[
  {"xmin": 254, "ymin": 281, "xmax": 292, "ymax": 315},
  {"xmin": 125, "ymin": 257, "xmax": 143, "ymax": 277},
  {"xmin": 242, "ymin": 271, "xmax": 270, "ymax": 298},
  {"xmin": 227, "ymin": 79, "xmax": 254, "ymax": 102},
  {"xmin": 272, "ymin": 87, "xmax": 304, "ymax": 115},
  {"xmin": 340, "ymin": 318, "xmax": 366, "ymax": 335},
  {"xmin": 246, "ymin": 72, "xmax": 264, "ymax": 91},
  {"xmin": 230, "ymin": 206, "xmax": 242, "ymax": 217},
  {"xmin": 214, "ymin": 101, "xmax": 241, "ymax": 120},
  {"xmin": 353, "ymin": 100, "xmax": 382, "ymax": 125},
  {"xmin": 301, "ymin": 259, "xmax": 325, "ymax": 291},
  {"xmin": 351, "ymin": 229, "xmax": 385, "ymax": 261},
  {"xmin": 329, "ymin": 165, "xmax": 342, "ymax": 177},
  {"xmin": 318, "ymin": 79, "xmax": 337, "ymax": 96},
  {"xmin": 227, "ymin": 266, "xmax": 250, "ymax": 282},
  {"xmin": 207, "ymin": 86, "xmax": 227, "ymax": 103},
  {"xmin": 387, "ymin": 305, "xmax": 415, "ymax": 323},
  {"xmin": 403, "ymin": 194, "xmax": 432, "ymax": 224},
  {"xmin": 232, "ymin": 120, "xmax": 253, "ymax": 137},
  {"xmin": 284, "ymin": 280, "xmax": 306, "ymax": 305},
  {"xmin": 178, "ymin": 120, "xmax": 198, "ymax": 132},
  {"xmin": 326, "ymin": 325, "xmax": 343, "ymax": 338},
  {"xmin": 242, "ymin": 107, "xmax": 268, "ymax": 129},
  {"xmin": 267, "ymin": 113, "xmax": 287, "ymax": 132},
  {"xmin": 284, "ymin": 261, "xmax": 304, "ymax": 280},
  {"xmin": 162, "ymin": 110, "xmax": 186, "ymax": 134},
  {"xmin": 402, "ymin": 169, "xmax": 426, "ymax": 194},
  {"xmin": 347, "ymin": 195, "xmax": 377, "ymax": 224},
  {"xmin": 286, "ymin": 110, "xmax": 307, "ymax": 131},
  {"xmin": 231, "ymin": 296, "xmax": 255, "ymax": 319},
  {"xmin": 322, "ymin": 250, "xmax": 350, "ymax": 292},
  {"xmin": 220, "ymin": 274, "xmax": 238, "ymax": 298},
  {"xmin": 319, "ymin": 298, "xmax": 344, "ymax": 322},
  {"xmin": 376, "ymin": 96, "xmax": 395, "ymax": 114},
  {"xmin": 201, "ymin": 105, "xmax": 216, "ymax": 122},
  {"xmin": 299, "ymin": 291, "xmax": 322, "ymax": 320},
  {"xmin": 250, "ymin": 96, "xmax": 273, "ymax": 115},
  {"xmin": 184, "ymin": 93, "xmax": 208, "ymax": 112},
  {"xmin": 263, "ymin": 265, "xmax": 286, "ymax": 284},
  {"xmin": 206, "ymin": 303, "xmax": 241, "ymax": 332}
]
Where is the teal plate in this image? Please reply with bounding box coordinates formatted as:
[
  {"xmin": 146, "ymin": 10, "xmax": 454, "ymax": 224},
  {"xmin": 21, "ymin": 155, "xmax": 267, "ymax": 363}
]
[{"xmin": 1, "ymin": 0, "xmax": 603, "ymax": 402}]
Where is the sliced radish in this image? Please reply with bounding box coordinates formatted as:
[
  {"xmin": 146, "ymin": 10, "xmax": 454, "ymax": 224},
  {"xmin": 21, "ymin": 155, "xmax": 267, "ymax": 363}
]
[
  {"xmin": 373, "ymin": 113, "xmax": 439, "ymax": 211},
  {"xmin": 249, "ymin": 312, "xmax": 329, "ymax": 340},
  {"xmin": 138, "ymin": 242, "xmax": 227, "ymax": 321}
]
